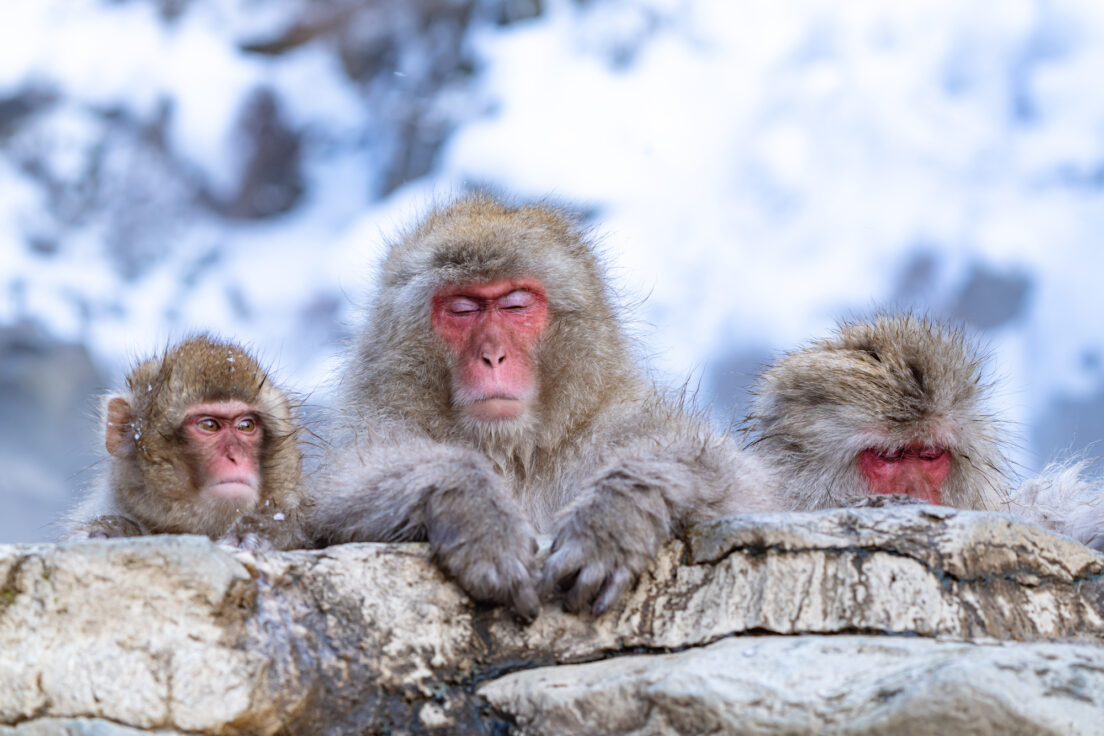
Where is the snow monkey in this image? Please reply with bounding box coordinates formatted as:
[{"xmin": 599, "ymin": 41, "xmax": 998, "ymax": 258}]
[
  {"xmin": 310, "ymin": 193, "xmax": 780, "ymax": 620},
  {"xmin": 64, "ymin": 335, "xmax": 309, "ymax": 550},
  {"xmin": 746, "ymin": 313, "xmax": 1103, "ymax": 550},
  {"xmin": 746, "ymin": 313, "xmax": 1008, "ymax": 511}
]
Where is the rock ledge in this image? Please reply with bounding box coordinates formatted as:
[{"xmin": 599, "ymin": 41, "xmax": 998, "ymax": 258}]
[{"xmin": 1, "ymin": 506, "xmax": 1101, "ymax": 734}]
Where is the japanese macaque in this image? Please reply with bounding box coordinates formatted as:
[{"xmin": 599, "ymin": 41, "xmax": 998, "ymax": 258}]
[
  {"xmin": 1009, "ymin": 462, "xmax": 1104, "ymax": 551},
  {"xmin": 746, "ymin": 314, "xmax": 1008, "ymax": 511},
  {"xmin": 64, "ymin": 336, "xmax": 308, "ymax": 550},
  {"xmin": 310, "ymin": 194, "xmax": 779, "ymax": 620},
  {"xmin": 746, "ymin": 313, "xmax": 1103, "ymax": 550}
]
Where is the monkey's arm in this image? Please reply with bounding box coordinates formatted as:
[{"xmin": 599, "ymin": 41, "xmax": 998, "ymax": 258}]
[
  {"xmin": 66, "ymin": 515, "xmax": 145, "ymax": 540},
  {"xmin": 544, "ymin": 426, "xmax": 779, "ymax": 616},
  {"xmin": 61, "ymin": 483, "xmax": 146, "ymax": 540},
  {"xmin": 1009, "ymin": 462, "xmax": 1104, "ymax": 551},
  {"xmin": 310, "ymin": 435, "xmax": 541, "ymax": 621},
  {"xmin": 219, "ymin": 507, "xmax": 313, "ymax": 551}
]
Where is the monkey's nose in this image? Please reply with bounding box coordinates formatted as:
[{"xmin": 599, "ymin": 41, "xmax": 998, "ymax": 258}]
[{"xmin": 481, "ymin": 347, "xmax": 507, "ymax": 367}]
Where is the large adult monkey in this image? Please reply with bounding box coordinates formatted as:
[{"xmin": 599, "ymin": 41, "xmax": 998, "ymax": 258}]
[
  {"xmin": 64, "ymin": 335, "xmax": 309, "ymax": 550},
  {"xmin": 746, "ymin": 313, "xmax": 1102, "ymax": 549},
  {"xmin": 310, "ymin": 194, "xmax": 780, "ymax": 620}
]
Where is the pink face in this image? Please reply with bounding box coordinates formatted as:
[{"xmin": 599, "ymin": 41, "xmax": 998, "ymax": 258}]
[
  {"xmin": 856, "ymin": 445, "xmax": 952, "ymax": 505},
  {"xmin": 431, "ymin": 278, "xmax": 549, "ymax": 422},
  {"xmin": 183, "ymin": 400, "xmax": 263, "ymax": 504}
]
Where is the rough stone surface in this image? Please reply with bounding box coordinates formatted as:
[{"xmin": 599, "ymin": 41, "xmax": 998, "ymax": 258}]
[
  {"xmin": 480, "ymin": 636, "xmax": 1104, "ymax": 736},
  {"xmin": 0, "ymin": 719, "xmax": 181, "ymax": 735},
  {"xmin": 0, "ymin": 507, "xmax": 1101, "ymax": 734}
]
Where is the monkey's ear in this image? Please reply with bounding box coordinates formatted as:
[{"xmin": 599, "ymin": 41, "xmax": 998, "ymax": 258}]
[{"xmin": 105, "ymin": 396, "xmax": 135, "ymax": 457}]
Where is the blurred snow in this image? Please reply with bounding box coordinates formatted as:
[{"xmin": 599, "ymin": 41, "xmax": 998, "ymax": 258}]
[
  {"xmin": 442, "ymin": 0, "xmax": 1104, "ymax": 467},
  {"xmin": 2, "ymin": 0, "xmax": 1104, "ymax": 540}
]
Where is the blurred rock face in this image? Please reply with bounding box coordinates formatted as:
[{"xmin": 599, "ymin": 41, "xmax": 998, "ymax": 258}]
[
  {"xmin": 1, "ymin": 0, "xmax": 500, "ymax": 279},
  {"xmin": 0, "ymin": 323, "xmax": 103, "ymax": 543}
]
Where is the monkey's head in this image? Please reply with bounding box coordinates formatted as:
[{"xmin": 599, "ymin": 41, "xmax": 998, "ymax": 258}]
[
  {"xmin": 105, "ymin": 336, "xmax": 301, "ymax": 536},
  {"xmin": 353, "ymin": 194, "xmax": 633, "ymax": 446},
  {"xmin": 750, "ymin": 314, "xmax": 1007, "ymax": 510}
]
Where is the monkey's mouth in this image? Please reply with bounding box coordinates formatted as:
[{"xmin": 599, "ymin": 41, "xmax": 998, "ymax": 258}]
[
  {"xmin": 207, "ymin": 479, "xmax": 259, "ymax": 503},
  {"xmin": 465, "ymin": 396, "xmax": 526, "ymax": 421}
]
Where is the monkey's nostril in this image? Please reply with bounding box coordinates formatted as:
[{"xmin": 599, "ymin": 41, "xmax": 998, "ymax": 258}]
[{"xmin": 481, "ymin": 350, "xmax": 507, "ymax": 367}]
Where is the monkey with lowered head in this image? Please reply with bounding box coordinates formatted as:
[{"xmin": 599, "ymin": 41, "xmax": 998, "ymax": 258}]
[
  {"xmin": 746, "ymin": 313, "xmax": 1009, "ymax": 511},
  {"xmin": 310, "ymin": 193, "xmax": 780, "ymax": 620},
  {"xmin": 64, "ymin": 335, "xmax": 309, "ymax": 550},
  {"xmin": 746, "ymin": 313, "xmax": 1103, "ymax": 550}
]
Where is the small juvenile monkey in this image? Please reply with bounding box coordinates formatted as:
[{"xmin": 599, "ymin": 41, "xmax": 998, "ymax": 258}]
[
  {"xmin": 65, "ymin": 335, "xmax": 308, "ymax": 550},
  {"xmin": 311, "ymin": 193, "xmax": 779, "ymax": 620},
  {"xmin": 746, "ymin": 314, "xmax": 1008, "ymax": 511},
  {"xmin": 746, "ymin": 313, "xmax": 1103, "ymax": 551}
]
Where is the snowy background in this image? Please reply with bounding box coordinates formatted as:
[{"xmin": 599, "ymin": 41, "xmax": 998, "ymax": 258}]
[{"xmin": 2, "ymin": 0, "xmax": 1103, "ymax": 542}]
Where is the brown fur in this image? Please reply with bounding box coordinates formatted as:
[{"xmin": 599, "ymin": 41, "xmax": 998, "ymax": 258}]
[
  {"xmin": 64, "ymin": 335, "xmax": 308, "ymax": 549},
  {"xmin": 746, "ymin": 313, "xmax": 1009, "ymax": 511},
  {"xmin": 310, "ymin": 193, "xmax": 780, "ymax": 619}
]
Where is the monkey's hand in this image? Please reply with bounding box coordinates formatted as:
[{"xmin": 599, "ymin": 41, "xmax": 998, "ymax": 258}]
[
  {"xmin": 542, "ymin": 484, "xmax": 669, "ymax": 617},
  {"xmin": 78, "ymin": 515, "xmax": 144, "ymax": 539},
  {"xmin": 219, "ymin": 510, "xmax": 307, "ymax": 551},
  {"xmin": 847, "ymin": 493, "xmax": 929, "ymax": 508},
  {"xmin": 217, "ymin": 530, "xmax": 275, "ymax": 552},
  {"xmin": 425, "ymin": 482, "xmax": 541, "ymax": 624}
]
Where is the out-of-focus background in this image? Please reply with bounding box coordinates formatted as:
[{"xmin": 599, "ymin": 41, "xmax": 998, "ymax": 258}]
[{"xmin": 2, "ymin": 0, "xmax": 1103, "ymax": 543}]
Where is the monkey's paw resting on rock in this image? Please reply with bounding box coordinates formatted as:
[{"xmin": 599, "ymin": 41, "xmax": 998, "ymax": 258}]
[{"xmin": 543, "ymin": 485, "xmax": 667, "ymax": 616}]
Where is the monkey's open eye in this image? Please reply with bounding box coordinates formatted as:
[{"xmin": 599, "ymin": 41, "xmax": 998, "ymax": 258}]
[
  {"xmin": 445, "ymin": 297, "xmax": 481, "ymax": 315},
  {"xmin": 237, "ymin": 417, "xmax": 257, "ymax": 433},
  {"xmin": 197, "ymin": 418, "xmax": 219, "ymax": 433},
  {"xmin": 499, "ymin": 289, "xmax": 534, "ymax": 310}
]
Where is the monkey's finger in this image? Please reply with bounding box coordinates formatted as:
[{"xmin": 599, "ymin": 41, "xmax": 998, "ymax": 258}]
[
  {"xmin": 540, "ymin": 545, "xmax": 573, "ymax": 595},
  {"xmin": 562, "ymin": 563, "xmax": 610, "ymax": 614},
  {"xmin": 541, "ymin": 546, "xmax": 591, "ymax": 601},
  {"xmin": 549, "ymin": 569, "xmax": 580, "ymax": 598},
  {"xmin": 216, "ymin": 533, "xmax": 244, "ymax": 548},
  {"xmin": 509, "ymin": 581, "xmax": 541, "ymax": 624},
  {"xmin": 591, "ymin": 566, "xmax": 634, "ymax": 617}
]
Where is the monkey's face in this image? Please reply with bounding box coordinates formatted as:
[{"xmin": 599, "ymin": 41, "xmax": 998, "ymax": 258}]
[
  {"xmin": 180, "ymin": 400, "xmax": 264, "ymax": 508},
  {"xmin": 856, "ymin": 446, "xmax": 951, "ymax": 504},
  {"xmin": 431, "ymin": 278, "xmax": 548, "ymax": 423}
]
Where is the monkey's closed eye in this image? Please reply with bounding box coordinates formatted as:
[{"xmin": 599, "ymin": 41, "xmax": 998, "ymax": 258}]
[
  {"xmin": 446, "ymin": 297, "xmax": 481, "ymax": 315},
  {"xmin": 499, "ymin": 289, "xmax": 534, "ymax": 310}
]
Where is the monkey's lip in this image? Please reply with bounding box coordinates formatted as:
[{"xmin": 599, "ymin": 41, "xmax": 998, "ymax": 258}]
[
  {"xmin": 207, "ymin": 479, "xmax": 258, "ymax": 502},
  {"xmin": 466, "ymin": 396, "xmax": 526, "ymax": 421}
]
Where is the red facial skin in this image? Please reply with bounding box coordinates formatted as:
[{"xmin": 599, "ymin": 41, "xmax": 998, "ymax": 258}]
[
  {"xmin": 183, "ymin": 400, "xmax": 263, "ymax": 503},
  {"xmin": 431, "ymin": 278, "xmax": 548, "ymax": 422},
  {"xmin": 857, "ymin": 445, "xmax": 951, "ymax": 505}
]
